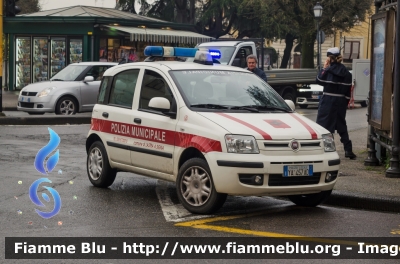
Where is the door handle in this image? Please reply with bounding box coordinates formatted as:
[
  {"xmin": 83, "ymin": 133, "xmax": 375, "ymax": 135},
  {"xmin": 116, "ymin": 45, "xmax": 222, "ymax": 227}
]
[
  {"xmin": 102, "ymin": 112, "xmax": 109, "ymax": 118},
  {"xmin": 134, "ymin": 118, "xmax": 141, "ymax": 124}
]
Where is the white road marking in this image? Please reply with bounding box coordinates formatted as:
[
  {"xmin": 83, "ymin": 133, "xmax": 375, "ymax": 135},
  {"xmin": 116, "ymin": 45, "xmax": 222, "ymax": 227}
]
[
  {"xmin": 156, "ymin": 180, "xmax": 213, "ymax": 222},
  {"xmin": 156, "ymin": 180, "xmax": 292, "ymax": 223}
]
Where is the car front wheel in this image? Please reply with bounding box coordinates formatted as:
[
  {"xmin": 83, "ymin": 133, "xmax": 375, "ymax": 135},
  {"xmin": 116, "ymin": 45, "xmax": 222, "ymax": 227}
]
[
  {"xmin": 56, "ymin": 96, "xmax": 77, "ymax": 115},
  {"xmin": 87, "ymin": 141, "xmax": 117, "ymax": 188},
  {"xmin": 287, "ymin": 190, "xmax": 332, "ymax": 207},
  {"xmin": 299, "ymin": 104, "xmax": 308, "ymax": 109},
  {"xmin": 176, "ymin": 158, "xmax": 227, "ymax": 214}
]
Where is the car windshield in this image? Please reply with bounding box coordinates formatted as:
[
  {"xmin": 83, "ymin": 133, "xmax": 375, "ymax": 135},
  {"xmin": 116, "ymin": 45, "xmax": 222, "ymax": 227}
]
[
  {"xmin": 185, "ymin": 47, "xmax": 235, "ymax": 65},
  {"xmin": 51, "ymin": 65, "xmax": 88, "ymax": 81},
  {"xmin": 170, "ymin": 70, "xmax": 292, "ymax": 112}
]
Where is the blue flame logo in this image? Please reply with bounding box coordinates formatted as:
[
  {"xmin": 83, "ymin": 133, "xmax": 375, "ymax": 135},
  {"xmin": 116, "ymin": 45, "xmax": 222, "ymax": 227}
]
[
  {"xmin": 34, "ymin": 128, "xmax": 60, "ymax": 175},
  {"xmin": 29, "ymin": 178, "xmax": 62, "ymax": 219}
]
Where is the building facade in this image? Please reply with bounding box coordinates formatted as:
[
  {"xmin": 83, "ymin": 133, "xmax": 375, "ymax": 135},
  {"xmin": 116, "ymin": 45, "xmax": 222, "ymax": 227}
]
[{"xmin": 4, "ymin": 6, "xmax": 212, "ymax": 91}]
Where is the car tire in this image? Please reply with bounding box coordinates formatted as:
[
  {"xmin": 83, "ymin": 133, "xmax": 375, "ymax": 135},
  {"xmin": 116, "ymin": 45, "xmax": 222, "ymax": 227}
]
[
  {"xmin": 287, "ymin": 190, "xmax": 332, "ymax": 207},
  {"xmin": 28, "ymin": 112, "xmax": 45, "ymax": 115},
  {"xmin": 299, "ymin": 104, "xmax": 308, "ymax": 109},
  {"xmin": 87, "ymin": 141, "xmax": 117, "ymax": 188},
  {"xmin": 360, "ymin": 100, "xmax": 368, "ymax": 107},
  {"xmin": 55, "ymin": 96, "xmax": 77, "ymax": 115},
  {"xmin": 176, "ymin": 158, "xmax": 227, "ymax": 214}
]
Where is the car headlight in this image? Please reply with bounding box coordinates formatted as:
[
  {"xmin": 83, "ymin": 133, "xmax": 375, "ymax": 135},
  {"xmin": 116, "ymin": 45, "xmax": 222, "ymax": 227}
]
[
  {"xmin": 322, "ymin": 133, "xmax": 336, "ymax": 152},
  {"xmin": 225, "ymin": 135, "xmax": 259, "ymax": 154},
  {"xmin": 37, "ymin": 87, "xmax": 56, "ymax": 97}
]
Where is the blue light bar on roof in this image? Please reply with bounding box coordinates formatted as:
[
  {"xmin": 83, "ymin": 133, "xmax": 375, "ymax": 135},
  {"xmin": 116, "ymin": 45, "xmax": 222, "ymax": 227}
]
[
  {"xmin": 209, "ymin": 49, "xmax": 222, "ymax": 59},
  {"xmin": 144, "ymin": 46, "xmax": 198, "ymax": 57}
]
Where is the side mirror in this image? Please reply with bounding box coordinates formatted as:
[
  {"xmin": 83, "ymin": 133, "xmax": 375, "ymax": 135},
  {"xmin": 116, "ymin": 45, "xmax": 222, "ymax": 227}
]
[
  {"xmin": 149, "ymin": 97, "xmax": 170, "ymax": 111},
  {"xmin": 149, "ymin": 97, "xmax": 176, "ymax": 118},
  {"xmin": 84, "ymin": 76, "xmax": 94, "ymax": 83},
  {"xmin": 285, "ymin": 100, "xmax": 296, "ymax": 111},
  {"xmin": 232, "ymin": 58, "xmax": 241, "ymax": 67}
]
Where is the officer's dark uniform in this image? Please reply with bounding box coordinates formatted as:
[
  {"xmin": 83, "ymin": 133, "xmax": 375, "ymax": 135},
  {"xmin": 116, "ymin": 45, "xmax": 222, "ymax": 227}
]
[
  {"xmin": 247, "ymin": 67, "xmax": 268, "ymax": 82},
  {"xmin": 316, "ymin": 51, "xmax": 356, "ymax": 159}
]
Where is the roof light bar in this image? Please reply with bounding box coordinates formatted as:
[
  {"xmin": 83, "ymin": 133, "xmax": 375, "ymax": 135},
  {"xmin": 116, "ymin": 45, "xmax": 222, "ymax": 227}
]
[
  {"xmin": 144, "ymin": 46, "xmax": 198, "ymax": 57},
  {"xmin": 209, "ymin": 49, "xmax": 221, "ymax": 59}
]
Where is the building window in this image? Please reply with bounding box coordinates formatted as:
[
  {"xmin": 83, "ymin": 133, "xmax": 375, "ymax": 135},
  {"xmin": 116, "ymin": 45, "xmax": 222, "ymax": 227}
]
[{"xmin": 343, "ymin": 41, "xmax": 360, "ymax": 62}]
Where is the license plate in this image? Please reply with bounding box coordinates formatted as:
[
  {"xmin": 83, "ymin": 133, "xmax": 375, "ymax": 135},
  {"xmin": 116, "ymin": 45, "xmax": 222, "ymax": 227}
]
[
  {"xmin": 20, "ymin": 96, "xmax": 24, "ymax": 102},
  {"xmin": 283, "ymin": 165, "xmax": 313, "ymax": 176},
  {"xmin": 312, "ymin": 95, "xmax": 320, "ymax": 99}
]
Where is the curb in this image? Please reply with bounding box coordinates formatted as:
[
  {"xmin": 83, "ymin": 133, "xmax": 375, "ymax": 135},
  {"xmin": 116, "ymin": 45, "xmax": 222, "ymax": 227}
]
[
  {"xmin": 326, "ymin": 190, "xmax": 400, "ymax": 213},
  {"xmin": 0, "ymin": 116, "xmax": 91, "ymax": 125},
  {"xmin": 1, "ymin": 107, "xmax": 18, "ymax": 111}
]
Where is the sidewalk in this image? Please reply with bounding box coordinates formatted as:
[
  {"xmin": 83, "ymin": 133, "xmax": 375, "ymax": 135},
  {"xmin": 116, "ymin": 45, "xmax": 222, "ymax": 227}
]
[
  {"xmin": 1, "ymin": 90, "xmax": 19, "ymax": 111},
  {"xmin": 1, "ymin": 88, "xmax": 400, "ymax": 213}
]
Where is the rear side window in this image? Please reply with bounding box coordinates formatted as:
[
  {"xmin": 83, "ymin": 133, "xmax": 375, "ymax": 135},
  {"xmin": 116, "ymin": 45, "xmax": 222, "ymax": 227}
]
[
  {"xmin": 97, "ymin": 76, "xmax": 110, "ymax": 104},
  {"xmin": 109, "ymin": 70, "xmax": 139, "ymax": 108}
]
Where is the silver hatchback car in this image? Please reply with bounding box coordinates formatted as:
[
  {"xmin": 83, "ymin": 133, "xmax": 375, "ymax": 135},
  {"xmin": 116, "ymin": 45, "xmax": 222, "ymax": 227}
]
[{"xmin": 17, "ymin": 62, "xmax": 117, "ymax": 115}]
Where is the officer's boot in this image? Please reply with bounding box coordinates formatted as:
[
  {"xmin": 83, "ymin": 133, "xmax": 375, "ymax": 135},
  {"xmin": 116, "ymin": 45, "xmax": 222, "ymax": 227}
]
[{"xmin": 344, "ymin": 140, "xmax": 356, "ymax": 160}]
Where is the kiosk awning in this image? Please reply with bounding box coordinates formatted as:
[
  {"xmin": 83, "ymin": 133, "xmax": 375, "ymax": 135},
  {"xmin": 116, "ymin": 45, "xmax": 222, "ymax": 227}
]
[{"xmin": 104, "ymin": 25, "xmax": 213, "ymax": 44}]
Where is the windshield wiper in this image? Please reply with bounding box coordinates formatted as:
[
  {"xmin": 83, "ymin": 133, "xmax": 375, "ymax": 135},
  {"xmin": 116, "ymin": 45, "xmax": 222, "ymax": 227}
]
[
  {"xmin": 243, "ymin": 105, "xmax": 292, "ymax": 113},
  {"xmin": 51, "ymin": 79, "xmax": 64, "ymax": 81},
  {"xmin": 190, "ymin": 104, "xmax": 229, "ymax": 109},
  {"xmin": 229, "ymin": 106, "xmax": 259, "ymax": 112}
]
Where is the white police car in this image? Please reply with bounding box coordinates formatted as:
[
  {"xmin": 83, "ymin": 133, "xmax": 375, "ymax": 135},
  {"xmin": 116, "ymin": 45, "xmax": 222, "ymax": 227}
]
[{"xmin": 86, "ymin": 46, "xmax": 340, "ymax": 214}]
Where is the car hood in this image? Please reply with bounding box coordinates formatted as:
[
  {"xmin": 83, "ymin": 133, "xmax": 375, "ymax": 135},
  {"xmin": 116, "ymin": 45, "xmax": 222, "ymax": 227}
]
[
  {"xmin": 20, "ymin": 81, "xmax": 77, "ymax": 92},
  {"xmin": 198, "ymin": 112, "xmax": 329, "ymax": 140}
]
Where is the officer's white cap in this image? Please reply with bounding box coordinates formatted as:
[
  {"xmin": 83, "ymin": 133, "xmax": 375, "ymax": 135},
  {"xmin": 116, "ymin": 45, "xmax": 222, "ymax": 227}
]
[{"xmin": 327, "ymin": 47, "xmax": 340, "ymax": 56}]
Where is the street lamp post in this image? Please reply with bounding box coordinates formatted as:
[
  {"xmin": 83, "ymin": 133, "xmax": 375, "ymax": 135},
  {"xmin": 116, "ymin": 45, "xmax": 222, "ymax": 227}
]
[{"xmin": 313, "ymin": 2, "xmax": 323, "ymax": 70}]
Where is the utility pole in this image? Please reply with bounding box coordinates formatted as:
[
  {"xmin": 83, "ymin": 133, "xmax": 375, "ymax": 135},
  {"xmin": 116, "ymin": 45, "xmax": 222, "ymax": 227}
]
[{"xmin": 1, "ymin": 0, "xmax": 4, "ymax": 113}]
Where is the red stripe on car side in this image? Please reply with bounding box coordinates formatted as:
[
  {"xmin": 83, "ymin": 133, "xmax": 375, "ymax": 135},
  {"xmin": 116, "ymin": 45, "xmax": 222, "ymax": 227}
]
[
  {"xmin": 289, "ymin": 113, "xmax": 318, "ymax": 139},
  {"xmin": 216, "ymin": 113, "xmax": 272, "ymax": 140},
  {"xmin": 90, "ymin": 118, "xmax": 222, "ymax": 153}
]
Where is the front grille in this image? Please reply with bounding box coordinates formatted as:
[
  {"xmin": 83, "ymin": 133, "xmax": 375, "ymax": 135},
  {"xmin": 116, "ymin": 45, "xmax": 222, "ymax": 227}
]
[
  {"xmin": 263, "ymin": 140, "xmax": 322, "ymax": 150},
  {"xmin": 21, "ymin": 92, "xmax": 37, "ymax": 96},
  {"xmin": 271, "ymin": 161, "xmax": 323, "ymax": 164},
  {"xmin": 19, "ymin": 102, "xmax": 34, "ymax": 108},
  {"xmin": 268, "ymin": 173, "xmax": 321, "ymax": 186}
]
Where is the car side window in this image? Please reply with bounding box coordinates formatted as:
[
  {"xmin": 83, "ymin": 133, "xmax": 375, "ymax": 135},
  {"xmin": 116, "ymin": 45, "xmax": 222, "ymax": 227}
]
[
  {"xmin": 235, "ymin": 46, "xmax": 253, "ymax": 68},
  {"xmin": 85, "ymin": 66, "xmax": 110, "ymax": 81},
  {"xmin": 97, "ymin": 76, "xmax": 110, "ymax": 104},
  {"xmin": 109, "ymin": 70, "xmax": 139, "ymax": 108},
  {"xmin": 139, "ymin": 70, "xmax": 174, "ymax": 111}
]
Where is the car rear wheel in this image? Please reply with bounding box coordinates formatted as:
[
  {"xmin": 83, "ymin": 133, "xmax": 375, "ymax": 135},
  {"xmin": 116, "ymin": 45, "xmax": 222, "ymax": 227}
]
[
  {"xmin": 56, "ymin": 96, "xmax": 77, "ymax": 115},
  {"xmin": 287, "ymin": 190, "xmax": 332, "ymax": 207},
  {"xmin": 299, "ymin": 104, "xmax": 308, "ymax": 109},
  {"xmin": 360, "ymin": 100, "xmax": 368, "ymax": 107},
  {"xmin": 87, "ymin": 141, "xmax": 117, "ymax": 188},
  {"xmin": 176, "ymin": 158, "xmax": 227, "ymax": 214}
]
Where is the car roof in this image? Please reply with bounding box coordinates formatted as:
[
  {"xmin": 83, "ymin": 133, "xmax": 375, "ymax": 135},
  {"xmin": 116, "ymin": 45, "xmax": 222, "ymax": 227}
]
[
  {"xmin": 69, "ymin": 62, "xmax": 118, "ymax": 66},
  {"xmin": 198, "ymin": 41, "xmax": 253, "ymax": 47},
  {"xmin": 106, "ymin": 61, "xmax": 251, "ymax": 73}
]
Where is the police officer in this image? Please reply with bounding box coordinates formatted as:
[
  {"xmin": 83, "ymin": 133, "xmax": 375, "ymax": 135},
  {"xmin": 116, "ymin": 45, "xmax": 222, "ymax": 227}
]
[
  {"xmin": 246, "ymin": 54, "xmax": 267, "ymax": 82},
  {"xmin": 316, "ymin": 47, "xmax": 356, "ymax": 159}
]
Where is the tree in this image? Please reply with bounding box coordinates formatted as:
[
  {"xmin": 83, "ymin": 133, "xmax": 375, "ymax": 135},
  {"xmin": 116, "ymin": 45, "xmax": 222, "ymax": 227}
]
[
  {"xmin": 236, "ymin": 0, "xmax": 373, "ymax": 68},
  {"xmin": 4, "ymin": 0, "xmax": 41, "ymax": 15}
]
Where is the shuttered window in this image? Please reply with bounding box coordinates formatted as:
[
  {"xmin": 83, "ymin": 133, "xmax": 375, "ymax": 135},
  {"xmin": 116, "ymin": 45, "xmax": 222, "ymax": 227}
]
[{"xmin": 343, "ymin": 41, "xmax": 360, "ymax": 61}]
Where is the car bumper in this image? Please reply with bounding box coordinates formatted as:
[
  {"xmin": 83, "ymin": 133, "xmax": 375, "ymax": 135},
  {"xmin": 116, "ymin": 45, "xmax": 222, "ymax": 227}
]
[
  {"xmin": 17, "ymin": 95, "xmax": 55, "ymax": 113},
  {"xmin": 296, "ymin": 97, "xmax": 320, "ymax": 106},
  {"xmin": 206, "ymin": 151, "xmax": 340, "ymax": 196}
]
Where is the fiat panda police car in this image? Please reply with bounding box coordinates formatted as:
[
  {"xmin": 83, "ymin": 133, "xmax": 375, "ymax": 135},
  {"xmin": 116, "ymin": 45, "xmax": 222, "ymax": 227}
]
[{"xmin": 86, "ymin": 46, "xmax": 340, "ymax": 214}]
